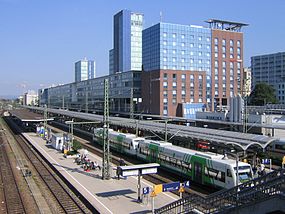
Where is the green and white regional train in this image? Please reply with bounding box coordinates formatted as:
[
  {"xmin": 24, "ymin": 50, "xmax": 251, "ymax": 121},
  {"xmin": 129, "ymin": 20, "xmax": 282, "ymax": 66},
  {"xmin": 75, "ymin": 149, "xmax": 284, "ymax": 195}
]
[{"xmin": 93, "ymin": 128, "xmax": 253, "ymax": 189}]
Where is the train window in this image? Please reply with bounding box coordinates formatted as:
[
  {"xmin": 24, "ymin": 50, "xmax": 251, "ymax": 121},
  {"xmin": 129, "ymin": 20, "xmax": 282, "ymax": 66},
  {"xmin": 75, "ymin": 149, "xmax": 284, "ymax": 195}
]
[
  {"xmin": 227, "ymin": 169, "xmax": 232, "ymax": 177},
  {"xmin": 221, "ymin": 172, "xmax": 225, "ymax": 182},
  {"xmin": 276, "ymin": 144, "xmax": 285, "ymax": 150}
]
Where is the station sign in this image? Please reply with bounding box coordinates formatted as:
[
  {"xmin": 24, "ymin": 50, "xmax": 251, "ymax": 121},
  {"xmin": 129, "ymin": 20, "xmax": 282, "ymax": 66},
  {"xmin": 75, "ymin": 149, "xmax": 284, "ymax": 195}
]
[
  {"xmin": 142, "ymin": 168, "xmax": 157, "ymax": 174},
  {"xmin": 183, "ymin": 180, "xmax": 190, "ymax": 188},
  {"xmin": 262, "ymin": 159, "xmax": 271, "ymax": 165},
  {"xmin": 143, "ymin": 187, "xmax": 150, "ymax": 195},
  {"xmin": 162, "ymin": 181, "xmax": 180, "ymax": 192},
  {"xmin": 122, "ymin": 170, "xmax": 139, "ymax": 177}
]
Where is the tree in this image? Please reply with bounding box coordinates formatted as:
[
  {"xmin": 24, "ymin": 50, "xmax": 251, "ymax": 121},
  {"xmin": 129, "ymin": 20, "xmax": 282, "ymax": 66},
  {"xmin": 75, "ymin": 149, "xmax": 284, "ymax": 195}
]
[
  {"xmin": 72, "ymin": 140, "xmax": 82, "ymax": 152},
  {"xmin": 249, "ymin": 82, "xmax": 278, "ymax": 106}
]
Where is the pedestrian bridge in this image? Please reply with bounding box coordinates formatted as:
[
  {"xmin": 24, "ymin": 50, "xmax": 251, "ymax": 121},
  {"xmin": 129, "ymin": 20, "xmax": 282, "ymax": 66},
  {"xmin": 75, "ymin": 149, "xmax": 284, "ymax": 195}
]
[{"xmin": 155, "ymin": 168, "xmax": 285, "ymax": 214}]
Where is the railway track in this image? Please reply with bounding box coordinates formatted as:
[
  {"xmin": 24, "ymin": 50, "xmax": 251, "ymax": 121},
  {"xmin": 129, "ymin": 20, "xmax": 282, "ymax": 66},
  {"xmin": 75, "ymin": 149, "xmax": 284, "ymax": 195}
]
[
  {"xmin": 50, "ymin": 120, "xmax": 217, "ymax": 196},
  {"xmin": 0, "ymin": 131, "xmax": 25, "ymax": 214},
  {"xmin": 4, "ymin": 117, "xmax": 94, "ymax": 214}
]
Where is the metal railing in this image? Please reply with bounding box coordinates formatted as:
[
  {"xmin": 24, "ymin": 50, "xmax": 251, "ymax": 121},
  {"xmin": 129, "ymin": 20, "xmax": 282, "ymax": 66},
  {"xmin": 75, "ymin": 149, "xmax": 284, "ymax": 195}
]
[{"xmin": 155, "ymin": 169, "xmax": 285, "ymax": 214}]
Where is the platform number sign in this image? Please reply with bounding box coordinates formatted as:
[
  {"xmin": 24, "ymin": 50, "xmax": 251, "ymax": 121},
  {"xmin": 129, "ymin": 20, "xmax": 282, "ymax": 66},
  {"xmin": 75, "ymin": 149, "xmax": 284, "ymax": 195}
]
[
  {"xmin": 143, "ymin": 187, "xmax": 150, "ymax": 195},
  {"xmin": 183, "ymin": 181, "xmax": 190, "ymax": 188}
]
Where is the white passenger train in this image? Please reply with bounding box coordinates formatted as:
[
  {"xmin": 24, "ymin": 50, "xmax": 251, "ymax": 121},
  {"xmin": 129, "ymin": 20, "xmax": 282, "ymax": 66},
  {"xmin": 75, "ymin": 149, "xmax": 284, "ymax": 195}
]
[{"xmin": 93, "ymin": 128, "xmax": 253, "ymax": 189}]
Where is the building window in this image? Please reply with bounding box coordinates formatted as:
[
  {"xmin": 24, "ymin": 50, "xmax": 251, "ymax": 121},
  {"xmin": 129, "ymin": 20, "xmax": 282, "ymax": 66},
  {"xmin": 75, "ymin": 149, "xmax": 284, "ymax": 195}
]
[
  {"xmin": 198, "ymin": 52, "xmax": 202, "ymax": 56},
  {"xmin": 172, "ymin": 57, "xmax": 176, "ymax": 62},
  {"xmin": 230, "ymin": 47, "xmax": 234, "ymax": 54},
  {"xmin": 163, "ymin": 49, "xmax": 167, "ymax": 54},
  {"xmin": 198, "ymin": 44, "xmax": 202, "ymax": 48},
  {"xmin": 190, "ymin": 43, "xmax": 194, "ymax": 48},
  {"xmin": 237, "ymin": 47, "xmax": 241, "ymax": 54},
  {"xmin": 215, "ymin": 45, "xmax": 218, "ymax": 52},
  {"xmin": 181, "ymin": 74, "xmax": 186, "ymax": 80},
  {"xmin": 230, "ymin": 40, "xmax": 234, "ymax": 46},
  {"xmin": 215, "ymin": 60, "xmax": 218, "ymax": 68},
  {"xmin": 181, "ymin": 50, "xmax": 185, "ymax": 55},
  {"xmin": 181, "ymin": 90, "xmax": 186, "ymax": 95},
  {"xmin": 214, "ymin": 38, "xmax": 218, "ymax": 45},
  {"xmin": 222, "ymin": 46, "xmax": 226, "ymax": 53},
  {"xmin": 172, "ymin": 98, "xmax": 177, "ymax": 104},
  {"xmin": 163, "ymin": 98, "xmax": 168, "ymax": 103},
  {"xmin": 181, "ymin": 42, "xmax": 185, "ymax": 47},
  {"xmin": 163, "ymin": 32, "xmax": 167, "ymax": 37},
  {"xmin": 190, "ymin": 58, "xmax": 194, "ymax": 64},
  {"xmin": 181, "ymin": 58, "xmax": 185, "ymax": 63},
  {"xmin": 222, "ymin": 61, "xmax": 226, "ymax": 68},
  {"xmin": 237, "ymin": 40, "xmax": 241, "ymax": 47},
  {"xmin": 230, "ymin": 54, "xmax": 234, "ymax": 59},
  {"xmin": 222, "ymin": 39, "xmax": 226, "ymax": 46},
  {"xmin": 190, "ymin": 51, "xmax": 194, "ymax": 56},
  {"xmin": 199, "ymin": 75, "xmax": 202, "ymax": 80},
  {"xmin": 190, "ymin": 74, "xmax": 194, "ymax": 80},
  {"xmin": 190, "ymin": 82, "xmax": 194, "ymax": 87},
  {"xmin": 181, "ymin": 34, "xmax": 185, "ymax": 39},
  {"xmin": 215, "ymin": 68, "xmax": 218, "ymax": 74},
  {"xmin": 198, "ymin": 36, "xmax": 202, "ymax": 41},
  {"xmin": 173, "ymin": 42, "xmax": 176, "ymax": 46},
  {"xmin": 173, "ymin": 82, "xmax": 177, "ymax": 88},
  {"xmin": 172, "ymin": 33, "xmax": 176, "ymax": 38},
  {"xmin": 163, "ymin": 82, "xmax": 168, "ymax": 88},
  {"xmin": 163, "ymin": 41, "xmax": 167, "ymax": 45},
  {"xmin": 199, "ymin": 59, "xmax": 202, "ymax": 64},
  {"xmin": 163, "ymin": 73, "xmax": 168, "ymax": 79},
  {"xmin": 230, "ymin": 62, "xmax": 234, "ymax": 68},
  {"xmin": 163, "ymin": 57, "xmax": 167, "ymax": 62},
  {"xmin": 207, "ymin": 37, "xmax": 210, "ymax": 42},
  {"xmin": 172, "ymin": 90, "xmax": 177, "ymax": 95},
  {"xmin": 222, "ymin": 53, "xmax": 226, "ymax": 58},
  {"xmin": 173, "ymin": 50, "xmax": 176, "ymax": 54},
  {"xmin": 215, "ymin": 53, "xmax": 218, "ymax": 58}
]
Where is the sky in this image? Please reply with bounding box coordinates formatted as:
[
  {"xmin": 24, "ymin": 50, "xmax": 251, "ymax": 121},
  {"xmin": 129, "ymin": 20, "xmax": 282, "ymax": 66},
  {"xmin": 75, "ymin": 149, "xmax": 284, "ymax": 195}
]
[{"xmin": 0, "ymin": 0, "xmax": 285, "ymax": 97}]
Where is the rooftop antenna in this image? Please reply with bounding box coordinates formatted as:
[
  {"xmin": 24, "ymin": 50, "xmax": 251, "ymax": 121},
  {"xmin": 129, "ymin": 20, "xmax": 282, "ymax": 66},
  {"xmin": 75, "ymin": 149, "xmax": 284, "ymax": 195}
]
[{"xmin": 160, "ymin": 11, "xmax": 163, "ymax": 22}]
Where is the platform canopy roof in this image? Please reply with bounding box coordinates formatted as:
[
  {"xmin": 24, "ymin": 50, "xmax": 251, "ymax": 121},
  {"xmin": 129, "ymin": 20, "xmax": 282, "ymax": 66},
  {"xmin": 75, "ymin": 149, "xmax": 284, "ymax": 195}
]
[{"xmin": 9, "ymin": 109, "xmax": 53, "ymax": 122}]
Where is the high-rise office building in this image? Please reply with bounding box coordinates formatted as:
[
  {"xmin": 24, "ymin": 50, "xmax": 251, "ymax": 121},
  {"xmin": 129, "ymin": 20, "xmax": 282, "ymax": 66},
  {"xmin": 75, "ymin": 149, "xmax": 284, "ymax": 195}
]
[
  {"xmin": 75, "ymin": 58, "xmax": 96, "ymax": 82},
  {"xmin": 109, "ymin": 9, "xmax": 143, "ymax": 74},
  {"xmin": 251, "ymin": 52, "xmax": 285, "ymax": 104},
  {"xmin": 142, "ymin": 19, "xmax": 247, "ymax": 116}
]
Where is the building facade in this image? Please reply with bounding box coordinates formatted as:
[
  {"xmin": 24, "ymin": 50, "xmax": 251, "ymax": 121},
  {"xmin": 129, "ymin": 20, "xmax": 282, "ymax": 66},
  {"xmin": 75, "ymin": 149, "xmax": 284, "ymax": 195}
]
[
  {"xmin": 75, "ymin": 58, "xmax": 96, "ymax": 82},
  {"xmin": 39, "ymin": 71, "xmax": 142, "ymax": 114},
  {"xmin": 23, "ymin": 90, "xmax": 38, "ymax": 106},
  {"xmin": 251, "ymin": 52, "xmax": 285, "ymax": 104},
  {"xmin": 210, "ymin": 27, "xmax": 244, "ymax": 110},
  {"xmin": 142, "ymin": 20, "xmax": 246, "ymax": 116},
  {"xmin": 110, "ymin": 9, "xmax": 143, "ymax": 74},
  {"xmin": 243, "ymin": 67, "xmax": 252, "ymax": 97}
]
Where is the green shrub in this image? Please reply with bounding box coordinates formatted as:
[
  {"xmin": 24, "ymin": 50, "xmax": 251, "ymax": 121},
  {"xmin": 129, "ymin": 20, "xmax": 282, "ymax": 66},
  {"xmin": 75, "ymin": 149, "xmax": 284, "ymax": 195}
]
[{"xmin": 72, "ymin": 140, "xmax": 82, "ymax": 152}]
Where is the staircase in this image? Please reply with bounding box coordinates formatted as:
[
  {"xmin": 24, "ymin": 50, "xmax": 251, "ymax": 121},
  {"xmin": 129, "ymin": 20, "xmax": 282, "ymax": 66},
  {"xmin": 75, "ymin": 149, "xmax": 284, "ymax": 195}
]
[{"xmin": 155, "ymin": 169, "xmax": 285, "ymax": 214}]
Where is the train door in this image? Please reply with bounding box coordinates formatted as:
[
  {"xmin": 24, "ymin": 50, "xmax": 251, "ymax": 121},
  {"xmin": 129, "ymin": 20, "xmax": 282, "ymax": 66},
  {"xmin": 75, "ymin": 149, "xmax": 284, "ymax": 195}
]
[
  {"xmin": 149, "ymin": 149, "xmax": 157, "ymax": 162},
  {"xmin": 194, "ymin": 162, "xmax": 202, "ymax": 183}
]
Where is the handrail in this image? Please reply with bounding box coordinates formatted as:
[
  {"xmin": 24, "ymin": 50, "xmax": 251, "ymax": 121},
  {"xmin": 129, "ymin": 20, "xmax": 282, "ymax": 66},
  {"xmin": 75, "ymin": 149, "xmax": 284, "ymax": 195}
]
[{"xmin": 155, "ymin": 168, "xmax": 285, "ymax": 214}]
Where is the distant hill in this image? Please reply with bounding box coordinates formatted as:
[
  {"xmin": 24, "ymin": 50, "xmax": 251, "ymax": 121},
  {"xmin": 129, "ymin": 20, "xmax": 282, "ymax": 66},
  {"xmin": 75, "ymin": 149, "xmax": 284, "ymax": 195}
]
[{"xmin": 0, "ymin": 95, "xmax": 18, "ymax": 100}]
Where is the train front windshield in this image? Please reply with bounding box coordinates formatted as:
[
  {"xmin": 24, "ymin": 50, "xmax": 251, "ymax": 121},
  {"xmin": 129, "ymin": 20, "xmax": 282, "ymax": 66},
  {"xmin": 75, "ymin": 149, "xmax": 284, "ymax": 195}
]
[{"xmin": 234, "ymin": 166, "xmax": 253, "ymax": 182}]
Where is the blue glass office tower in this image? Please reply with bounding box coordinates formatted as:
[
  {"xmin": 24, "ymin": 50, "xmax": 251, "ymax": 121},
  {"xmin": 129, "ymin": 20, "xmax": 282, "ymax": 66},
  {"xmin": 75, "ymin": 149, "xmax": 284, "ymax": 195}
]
[
  {"xmin": 110, "ymin": 10, "xmax": 143, "ymax": 74},
  {"xmin": 143, "ymin": 23, "xmax": 211, "ymax": 73},
  {"xmin": 75, "ymin": 58, "xmax": 96, "ymax": 82}
]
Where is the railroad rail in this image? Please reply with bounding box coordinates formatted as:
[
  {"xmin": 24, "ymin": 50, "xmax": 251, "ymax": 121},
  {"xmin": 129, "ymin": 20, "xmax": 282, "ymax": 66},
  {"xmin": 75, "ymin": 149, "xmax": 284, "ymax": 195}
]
[
  {"xmin": 4, "ymin": 117, "xmax": 94, "ymax": 214},
  {"xmin": 0, "ymin": 131, "xmax": 25, "ymax": 214}
]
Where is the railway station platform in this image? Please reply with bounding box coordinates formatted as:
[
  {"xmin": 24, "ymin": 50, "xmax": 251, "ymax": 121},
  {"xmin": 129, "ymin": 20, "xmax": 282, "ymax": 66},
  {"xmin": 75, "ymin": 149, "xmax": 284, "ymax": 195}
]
[{"xmin": 22, "ymin": 132, "xmax": 178, "ymax": 214}]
